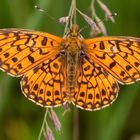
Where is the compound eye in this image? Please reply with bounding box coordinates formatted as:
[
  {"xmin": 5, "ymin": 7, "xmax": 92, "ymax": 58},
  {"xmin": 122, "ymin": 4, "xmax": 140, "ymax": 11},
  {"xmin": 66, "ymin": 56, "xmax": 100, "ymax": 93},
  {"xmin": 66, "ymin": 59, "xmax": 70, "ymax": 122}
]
[
  {"xmin": 80, "ymin": 51, "xmax": 86, "ymax": 57},
  {"xmin": 60, "ymin": 50, "xmax": 66, "ymax": 56}
]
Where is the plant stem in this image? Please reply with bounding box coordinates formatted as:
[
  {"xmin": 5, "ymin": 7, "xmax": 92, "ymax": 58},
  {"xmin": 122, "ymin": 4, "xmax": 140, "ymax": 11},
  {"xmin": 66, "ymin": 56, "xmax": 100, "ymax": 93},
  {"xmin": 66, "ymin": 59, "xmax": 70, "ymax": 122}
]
[
  {"xmin": 37, "ymin": 109, "xmax": 48, "ymax": 140},
  {"xmin": 73, "ymin": 108, "xmax": 79, "ymax": 140},
  {"xmin": 72, "ymin": 0, "xmax": 77, "ymax": 25},
  {"xmin": 64, "ymin": 0, "xmax": 77, "ymax": 35}
]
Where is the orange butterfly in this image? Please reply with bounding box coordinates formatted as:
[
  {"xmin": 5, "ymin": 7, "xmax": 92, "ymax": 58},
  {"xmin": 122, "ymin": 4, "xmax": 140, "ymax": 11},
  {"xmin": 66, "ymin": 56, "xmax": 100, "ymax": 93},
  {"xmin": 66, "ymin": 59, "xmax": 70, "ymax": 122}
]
[{"xmin": 0, "ymin": 24, "xmax": 140, "ymax": 111}]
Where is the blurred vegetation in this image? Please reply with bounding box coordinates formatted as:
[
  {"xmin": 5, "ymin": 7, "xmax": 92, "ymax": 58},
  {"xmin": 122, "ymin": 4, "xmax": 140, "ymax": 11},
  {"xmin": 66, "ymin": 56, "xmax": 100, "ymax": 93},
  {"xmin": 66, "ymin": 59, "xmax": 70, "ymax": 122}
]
[{"xmin": 0, "ymin": 0, "xmax": 140, "ymax": 140}]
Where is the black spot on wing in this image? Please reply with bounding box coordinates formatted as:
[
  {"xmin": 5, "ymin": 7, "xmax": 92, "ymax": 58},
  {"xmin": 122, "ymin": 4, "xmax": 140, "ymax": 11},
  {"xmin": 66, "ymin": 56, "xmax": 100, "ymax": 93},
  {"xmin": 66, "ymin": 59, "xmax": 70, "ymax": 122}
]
[{"xmin": 28, "ymin": 55, "xmax": 35, "ymax": 63}]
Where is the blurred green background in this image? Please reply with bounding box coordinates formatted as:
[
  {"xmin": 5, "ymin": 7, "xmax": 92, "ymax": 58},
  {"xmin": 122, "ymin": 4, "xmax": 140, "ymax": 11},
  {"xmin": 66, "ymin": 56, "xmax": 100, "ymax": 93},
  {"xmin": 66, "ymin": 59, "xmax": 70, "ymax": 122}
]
[{"xmin": 0, "ymin": 0, "xmax": 140, "ymax": 140}]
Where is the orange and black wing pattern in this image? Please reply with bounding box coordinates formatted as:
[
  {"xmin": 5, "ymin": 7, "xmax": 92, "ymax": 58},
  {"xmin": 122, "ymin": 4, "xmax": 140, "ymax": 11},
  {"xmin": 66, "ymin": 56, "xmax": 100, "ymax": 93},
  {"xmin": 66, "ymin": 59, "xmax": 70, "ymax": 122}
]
[
  {"xmin": 85, "ymin": 37, "xmax": 140, "ymax": 84},
  {"xmin": 0, "ymin": 29, "xmax": 63, "ymax": 76},
  {"xmin": 0, "ymin": 29, "xmax": 67, "ymax": 107},
  {"xmin": 1, "ymin": 28, "xmax": 140, "ymax": 110},
  {"xmin": 21, "ymin": 54, "xmax": 67, "ymax": 107},
  {"xmin": 72, "ymin": 56, "xmax": 119, "ymax": 111}
]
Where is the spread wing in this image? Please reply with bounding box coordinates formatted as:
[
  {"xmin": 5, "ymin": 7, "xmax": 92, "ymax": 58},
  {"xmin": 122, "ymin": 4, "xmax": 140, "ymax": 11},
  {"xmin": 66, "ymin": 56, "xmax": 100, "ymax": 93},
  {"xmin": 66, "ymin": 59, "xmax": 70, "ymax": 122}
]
[
  {"xmin": 0, "ymin": 29, "xmax": 63, "ymax": 76},
  {"xmin": 21, "ymin": 54, "xmax": 67, "ymax": 107},
  {"xmin": 84, "ymin": 37, "xmax": 140, "ymax": 84},
  {"xmin": 72, "ymin": 56, "xmax": 119, "ymax": 111}
]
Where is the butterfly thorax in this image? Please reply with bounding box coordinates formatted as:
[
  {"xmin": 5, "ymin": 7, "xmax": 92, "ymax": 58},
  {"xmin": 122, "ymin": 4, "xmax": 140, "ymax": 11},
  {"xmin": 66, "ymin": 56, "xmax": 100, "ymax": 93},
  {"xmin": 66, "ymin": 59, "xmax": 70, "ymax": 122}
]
[{"xmin": 63, "ymin": 25, "xmax": 83, "ymax": 55}]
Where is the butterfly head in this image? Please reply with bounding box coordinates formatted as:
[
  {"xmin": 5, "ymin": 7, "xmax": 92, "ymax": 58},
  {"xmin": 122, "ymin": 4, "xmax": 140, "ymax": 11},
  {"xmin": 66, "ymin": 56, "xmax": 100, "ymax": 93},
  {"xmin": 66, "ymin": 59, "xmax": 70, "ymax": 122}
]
[{"xmin": 69, "ymin": 24, "xmax": 79, "ymax": 37}]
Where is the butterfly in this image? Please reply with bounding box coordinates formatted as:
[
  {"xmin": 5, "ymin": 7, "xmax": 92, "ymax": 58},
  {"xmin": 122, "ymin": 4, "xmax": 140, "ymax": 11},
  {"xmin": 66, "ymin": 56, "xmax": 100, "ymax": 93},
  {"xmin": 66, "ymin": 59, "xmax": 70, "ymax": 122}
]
[{"xmin": 0, "ymin": 24, "xmax": 140, "ymax": 111}]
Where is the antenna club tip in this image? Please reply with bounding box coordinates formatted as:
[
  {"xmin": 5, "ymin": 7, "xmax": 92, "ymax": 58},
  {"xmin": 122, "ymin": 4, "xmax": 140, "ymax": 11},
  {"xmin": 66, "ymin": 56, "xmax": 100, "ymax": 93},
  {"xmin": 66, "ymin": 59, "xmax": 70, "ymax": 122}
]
[
  {"xmin": 34, "ymin": 5, "xmax": 38, "ymax": 9},
  {"xmin": 112, "ymin": 12, "xmax": 117, "ymax": 16}
]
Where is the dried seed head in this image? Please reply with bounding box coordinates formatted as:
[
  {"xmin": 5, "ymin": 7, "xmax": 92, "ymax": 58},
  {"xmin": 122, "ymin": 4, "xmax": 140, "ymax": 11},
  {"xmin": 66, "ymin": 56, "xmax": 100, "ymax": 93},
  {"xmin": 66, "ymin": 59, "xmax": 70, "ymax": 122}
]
[
  {"xmin": 76, "ymin": 8, "xmax": 94, "ymax": 26},
  {"xmin": 90, "ymin": 26, "xmax": 102, "ymax": 37},
  {"xmin": 76, "ymin": 8, "xmax": 101, "ymax": 36},
  {"xmin": 45, "ymin": 126, "xmax": 55, "ymax": 140},
  {"xmin": 50, "ymin": 109, "xmax": 61, "ymax": 132},
  {"xmin": 58, "ymin": 16, "xmax": 69, "ymax": 24},
  {"xmin": 90, "ymin": 21, "xmax": 102, "ymax": 37},
  {"xmin": 97, "ymin": 0, "xmax": 115, "ymax": 23},
  {"xmin": 95, "ymin": 16, "xmax": 107, "ymax": 36}
]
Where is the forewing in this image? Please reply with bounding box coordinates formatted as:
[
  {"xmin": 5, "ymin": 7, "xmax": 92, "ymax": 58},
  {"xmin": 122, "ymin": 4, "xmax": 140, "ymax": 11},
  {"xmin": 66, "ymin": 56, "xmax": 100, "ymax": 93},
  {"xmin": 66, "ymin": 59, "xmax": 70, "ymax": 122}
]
[
  {"xmin": 21, "ymin": 54, "xmax": 67, "ymax": 107},
  {"xmin": 0, "ymin": 29, "xmax": 63, "ymax": 76},
  {"xmin": 85, "ymin": 37, "xmax": 140, "ymax": 84},
  {"xmin": 72, "ymin": 56, "xmax": 119, "ymax": 111}
]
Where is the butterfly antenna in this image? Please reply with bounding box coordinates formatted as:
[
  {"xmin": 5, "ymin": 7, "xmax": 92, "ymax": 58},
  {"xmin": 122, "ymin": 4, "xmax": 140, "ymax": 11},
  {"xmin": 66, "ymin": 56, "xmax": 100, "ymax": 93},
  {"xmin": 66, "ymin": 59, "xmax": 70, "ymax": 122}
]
[
  {"xmin": 35, "ymin": 5, "xmax": 56, "ymax": 21},
  {"xmin": 35, "ymin": 5, "xmax": 65, "ymax": 27}
]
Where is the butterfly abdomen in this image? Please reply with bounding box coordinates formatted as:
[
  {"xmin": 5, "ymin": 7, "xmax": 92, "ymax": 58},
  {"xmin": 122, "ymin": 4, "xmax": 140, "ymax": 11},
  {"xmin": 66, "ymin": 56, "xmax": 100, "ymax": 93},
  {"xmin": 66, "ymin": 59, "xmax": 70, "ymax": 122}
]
[{"xmin": 66, "ymin": 52, "xmax": 78, "ymax": 101}]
